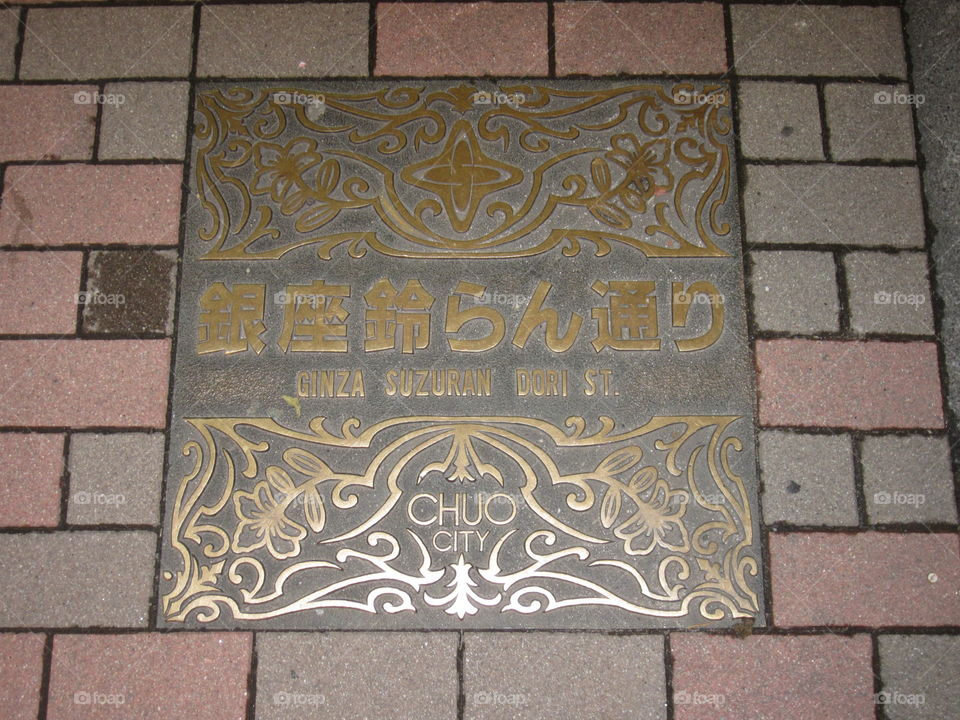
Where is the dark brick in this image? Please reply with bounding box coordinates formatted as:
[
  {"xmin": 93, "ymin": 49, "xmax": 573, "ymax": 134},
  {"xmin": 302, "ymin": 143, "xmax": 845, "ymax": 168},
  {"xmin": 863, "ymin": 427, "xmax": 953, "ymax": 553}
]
[{"xmin": 82, "ymin": 250, "xmax": 177, "ymax": 335}]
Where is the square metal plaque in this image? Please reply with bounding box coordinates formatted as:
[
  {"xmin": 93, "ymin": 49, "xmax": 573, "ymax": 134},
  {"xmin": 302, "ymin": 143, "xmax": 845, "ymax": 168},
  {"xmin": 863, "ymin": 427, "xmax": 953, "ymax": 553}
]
[{"xmin": 159, "ymin": 80, "xmax": 765, "ymax": 629}]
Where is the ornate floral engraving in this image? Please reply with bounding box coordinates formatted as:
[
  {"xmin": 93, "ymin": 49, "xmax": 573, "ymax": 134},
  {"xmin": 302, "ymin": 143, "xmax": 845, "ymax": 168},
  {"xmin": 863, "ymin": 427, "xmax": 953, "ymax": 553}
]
[
  {"xmin": 162, "ymin": 415, "xmax": 760, "ymax": 624},
  {"xmin": 192, "ymin": 82, "xmax": 733, "ymax": 260}
]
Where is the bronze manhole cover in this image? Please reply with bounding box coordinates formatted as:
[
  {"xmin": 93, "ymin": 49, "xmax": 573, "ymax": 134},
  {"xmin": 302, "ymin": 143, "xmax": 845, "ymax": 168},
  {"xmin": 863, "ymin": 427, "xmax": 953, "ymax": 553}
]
[{"xmin": 159, "ymin": 80, "xmax": 764, "ymax": 629}]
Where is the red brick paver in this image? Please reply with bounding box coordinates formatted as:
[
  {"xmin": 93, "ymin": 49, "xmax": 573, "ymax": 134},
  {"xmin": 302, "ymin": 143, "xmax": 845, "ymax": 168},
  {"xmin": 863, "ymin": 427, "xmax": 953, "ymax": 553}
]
[
  {"xmin": 0, "ymin": 86, "xmax": 97, "ymax": 162},
  {"xmin": 0, "ymin": 432, "xmax": 63, "ymax": 526},
  {"xmin": 771, "ymin": 532, "xmax": 960, "ymax": 627},
  {"xmin": 0, "ymin": 251, "xmax": 82, "ymax": 334},
  {"xmin": 376, "ymin": 2, "xmax": 548, "ymax": 76},
  {"xmin": 671, "ymin": 634, "xmax": 875, "ymax": 720},
  {"xmin": 555, "ymin": 2, "xmax": 727, "ymax": 75},
  {"xmin": 47, "ymin": 633, "xmax": 251, "ymax": 720},
  {"xmin": 0, "ymin": 165, "xmax": 182, "ymax": 247},
  {"xmin": 756, "ymin": 340, "xmax": 944, "ymax": 429},
  {"xmin": 0, "ymin": 634, "xmax": 46, "ymax": 720},
  {"xmin": 0, "ymin": 339, "xmax": 170, "ymax": 427}
]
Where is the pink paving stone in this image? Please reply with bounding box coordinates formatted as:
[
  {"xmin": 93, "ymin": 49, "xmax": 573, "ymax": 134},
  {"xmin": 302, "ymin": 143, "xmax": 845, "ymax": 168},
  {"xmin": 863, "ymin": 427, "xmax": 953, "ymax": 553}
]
[
  {"xmin": 555, "ymin": 2, "xmax": 727, "ymax": 75},
  {"xmin": 0, "ymin": 339, "xmax": 170, "ymax": 427},
  {"xmin": 376, "ymin": 2, "xmax": 548, "ymax": 76},
  {"xmin": 0, "ymin": 251, "xmax": 82, "ymax": 334},
  {"xmin": 671, "ymin": 634, "xmax": 874, "ymax": 720},
  {"xmin": 0, "ymin": 432, "xmax": 63, "ymax": 526},
  {"xmin": 0, "ymin": 86, "xmax": 97, "ymax": 161},
  {"xmin": 756, "ymin": 339, "xmax": 944, "ymax": 429},
  {"xmin": 48, "ymin": 633, "xmax": 251, "ymax": 720},
  {"xmin": 0, "ymin": 164, "xmax": 182, "ymax": 247},
  {"xmin": 771, "ymin": 532, "xmax": 960, "ymax": 627},
  {"xmin": 0, "ymin": 634, "xmax": 46, "ymax": 720}
]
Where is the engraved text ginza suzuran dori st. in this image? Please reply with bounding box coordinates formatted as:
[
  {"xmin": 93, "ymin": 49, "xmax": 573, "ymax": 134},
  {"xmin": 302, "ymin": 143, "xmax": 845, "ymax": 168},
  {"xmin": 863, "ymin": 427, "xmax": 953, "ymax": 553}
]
[
  {"xmin": 159, "ymin": 80, "xmax": 765, "ymax": 629},
  {"xmin": 292, "ymin": 367, "xmax": 626, "ymax": 400}
]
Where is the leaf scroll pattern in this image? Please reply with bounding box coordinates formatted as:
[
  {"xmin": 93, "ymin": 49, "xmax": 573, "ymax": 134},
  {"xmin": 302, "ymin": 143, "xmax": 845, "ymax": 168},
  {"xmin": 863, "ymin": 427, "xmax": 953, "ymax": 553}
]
[
  {"xmin": 592, "ymin": 446, "xmax": 690, "ymax": 556},
  {"xmin": 162, "ymin": 415, "xmax": 761, "ymax": 625},
  {"xmin": 192, "ymin": 82, "xmax": 734, "ymax": 260}
]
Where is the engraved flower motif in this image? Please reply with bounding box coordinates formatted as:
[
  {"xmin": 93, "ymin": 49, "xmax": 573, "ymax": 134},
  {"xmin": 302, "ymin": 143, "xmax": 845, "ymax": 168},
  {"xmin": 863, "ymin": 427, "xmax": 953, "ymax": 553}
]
[
  {"xmin": 231, "ymin": 480, "xmax": 306, "ymax": 560},
  {"xmin": 587, "ymin": 135, "xmax": 673, "ymax": 229},
  {"xmin": 251, "ymin": 137, "xmax": 342, "ymax": 230},
  {"xmin": 611, "ymin": 465, "xmax": 689, "ymax": 556},
  {"xmin": 594, "ymin": 447, "xmax": 689, "ymax": 556}
]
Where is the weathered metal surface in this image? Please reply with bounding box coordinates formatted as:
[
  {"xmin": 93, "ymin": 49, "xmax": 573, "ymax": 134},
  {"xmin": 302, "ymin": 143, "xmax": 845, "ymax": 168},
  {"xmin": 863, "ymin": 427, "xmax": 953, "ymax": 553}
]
[{"xmin": 159, "ymin": 80, "xmax": 764, "ymax": 629}]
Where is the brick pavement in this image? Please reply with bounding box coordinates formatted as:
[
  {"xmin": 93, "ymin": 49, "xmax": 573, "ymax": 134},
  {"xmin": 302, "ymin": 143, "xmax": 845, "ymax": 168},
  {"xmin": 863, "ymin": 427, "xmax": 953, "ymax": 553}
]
[{"xmin": 0, "ymin": 2, "xmax": 956, "ymax": 719}]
